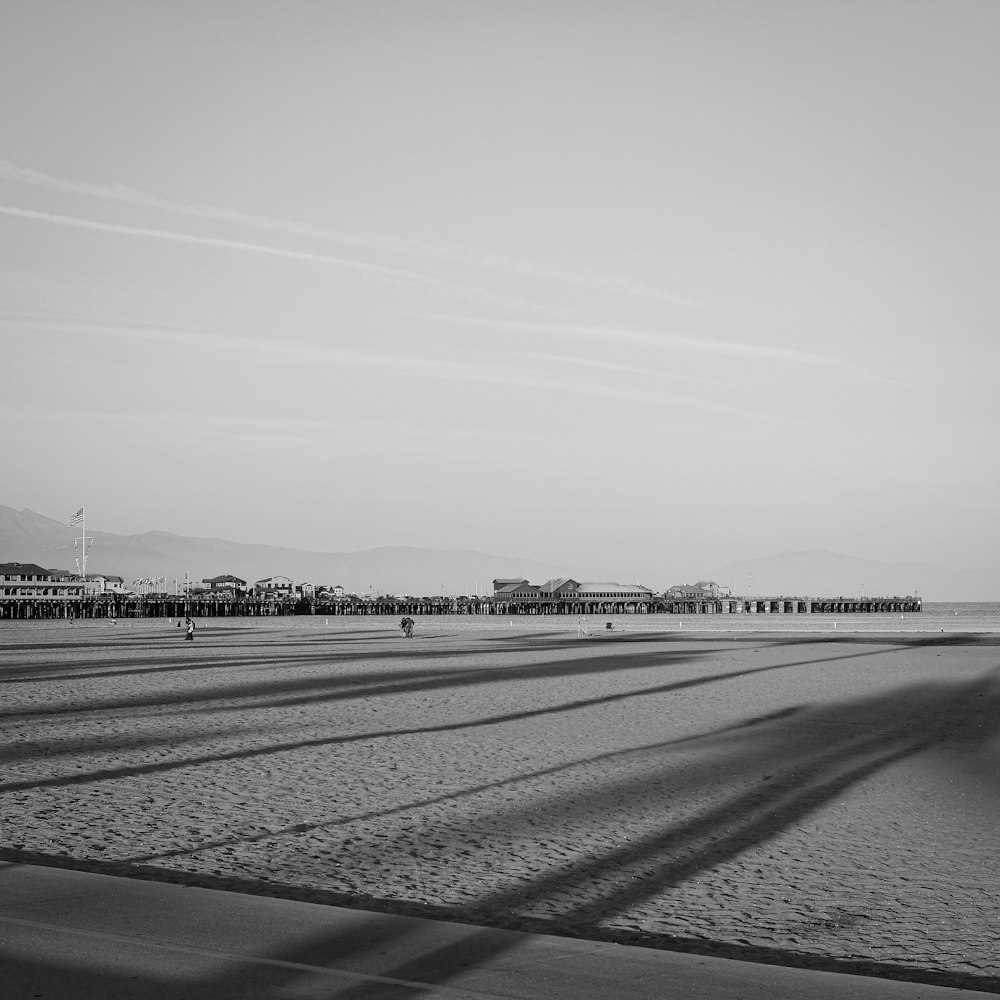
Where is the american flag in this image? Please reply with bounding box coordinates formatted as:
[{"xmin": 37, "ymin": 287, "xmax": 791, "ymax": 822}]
[{"xmin": 69, "ymin": 507, "xmax": 84, "ymax": 527}]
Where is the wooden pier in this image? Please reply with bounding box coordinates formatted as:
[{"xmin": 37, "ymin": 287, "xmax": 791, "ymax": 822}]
[
  {"xmin": 0, "ymin": 593, "xmax": 921, "ymax": 620},
  {"xmin": 663, "ymin": 596, "xmax": 922, "ymax": 615},
  {"xmin": 0, "ymin": 594, "xmax": 505, "ymax": 620}
]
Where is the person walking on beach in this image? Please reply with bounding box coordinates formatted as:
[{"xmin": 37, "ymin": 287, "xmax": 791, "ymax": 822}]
[
  {"xmin": 185, "ymin": 617, "xmax": 195, "ymax": 641},
  {"xmin": 400, "ymin": 616, "xmax": 413, "ymax": 638}
]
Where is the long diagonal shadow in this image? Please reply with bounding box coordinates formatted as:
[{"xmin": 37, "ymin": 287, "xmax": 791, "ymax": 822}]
[
  {"xmin": 0, "ymin": 658, "xmax": 769, "ymax": 791},
  {"xmin": 3, "ymin": 641, "xmax": 998, "ymax": 997},
  {"xmin": 0, "ymin": 640, "xmax": 902, "ymax": 793},
  {"xmin": 175, "ymin": 650, "xmax": 703, "ymax": 716},
  {"xmin": 126, "ymin": 706, "xmax": 804, "ymax": 864},
  {"xmin": 282, "ymin": 670, "xmax": 1000, "ymax": 1000},
  {"xmin": 171, "ymin": 638, "xmax": 925, "ymax": 716},
  {"xmin": 170, "ymin": 669, "xmax": 1000, "ymax": 1000},
  {"xmin": 0, "ymin": 631, "xmax": 452, "ymax": 683},
  {"xmin": 0, "ymin": 640, "xmax": 713, "ymax": 718}
]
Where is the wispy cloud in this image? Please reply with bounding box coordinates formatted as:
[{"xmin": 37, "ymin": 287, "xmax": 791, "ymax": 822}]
[
  {"xmin": 0, "ymin": 206, "xmax": 562, "ymax": 320},
  {"xmin": 384, "ymin": 237, "xmax": 709, "ymax": 310},
  {"xmin": 2, "ymin": 313, "xmax": 757, "ymax": 416},
  {"xmin": 2, "ymin": 311, "xmax": 485, "ymax": 379},
  {"xmin": 0, "ymin": 204, "xmax": 517, "ymax": 305},
  {"xmin": 416, "ymin": 313, "xmax": 842, "ymax": 368},
  {"xmin": 0, "ymin": 159, "xmax": 703, "ymax": 310},
  {"xmin": 530, "ymin": 353, "xmax": 741, "ymax": 389},
  {"xmin": 0, "ymin": 403, "xmax": 525, "ymax": 447}
]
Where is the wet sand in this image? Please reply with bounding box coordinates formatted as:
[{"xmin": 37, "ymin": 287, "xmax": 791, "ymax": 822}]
[{"xmin": 1, "ymin": 619, "xmax": 998, "ymax": 991}]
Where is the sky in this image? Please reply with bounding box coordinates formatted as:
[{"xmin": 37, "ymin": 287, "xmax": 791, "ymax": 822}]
[{"xmin": 2, "ymin": 0, "xmax": 999, "ymax": 582}]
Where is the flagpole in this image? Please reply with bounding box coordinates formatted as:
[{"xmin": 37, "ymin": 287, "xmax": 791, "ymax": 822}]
[{"xmin": 70, "ymin": 506, "xmax": 88, "ymax": 583}]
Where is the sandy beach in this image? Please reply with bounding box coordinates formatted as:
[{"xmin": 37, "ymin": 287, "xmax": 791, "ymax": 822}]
[{"xmin": 1, "ymin": 618, "xmax": 997, "ymax": 992}]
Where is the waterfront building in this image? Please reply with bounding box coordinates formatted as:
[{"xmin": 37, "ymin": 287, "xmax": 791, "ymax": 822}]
[
  {"xmin": 84, "ymin": 574, "xmax": 131, "ymax": 596},
  {"xmin": 203, "ymin": 574, "xmax": 248, "ymax": 596},
  {"xmin": 493, "ymin": 580, "xmax": 541, "ymax": 601},
  {"xmin": 492, "ymin": 577, "xmax": 654, "ymax": 613},
  {"xmin": 0, "ymin": 562, "xmax": 85, "ymax": 600},
  {"xmin": 665, "ymin": 580, "xmax": 723, "ymax": 600},
  {"xmin": 253, "ymin": 574, "xmax": 295, "ymax": 597}
]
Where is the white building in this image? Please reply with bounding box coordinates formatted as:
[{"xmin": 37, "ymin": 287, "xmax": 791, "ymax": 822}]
[
  {"xmin": 254, "ymin": 574, "xmax": 295, "ymax": 597},
  {"xmin": 84, "ymin": 574, "xmax": 131, "ymax": 596}
]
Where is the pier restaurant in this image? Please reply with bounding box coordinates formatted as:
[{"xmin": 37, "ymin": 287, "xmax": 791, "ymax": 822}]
[{"xmin": 492, "ymin": 578, "xmax": 656, "ymax": 614}]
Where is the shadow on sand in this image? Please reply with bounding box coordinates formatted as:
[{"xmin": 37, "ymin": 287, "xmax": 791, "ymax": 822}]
[{"xmin": 2, "ymin": 635, "xmax": 998, "ymax": 995}]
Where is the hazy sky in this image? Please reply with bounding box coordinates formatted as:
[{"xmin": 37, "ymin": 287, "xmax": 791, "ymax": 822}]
[{"xmin": 2, "ymin": 1, "xmax": 998, "ymax": 580}]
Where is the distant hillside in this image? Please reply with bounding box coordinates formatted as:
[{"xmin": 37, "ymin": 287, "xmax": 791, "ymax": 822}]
[
  {"xmin": 0, "ymin": 506, "xmax": 631, "ymax": 596},
  {"xmin": 711, "ymin": 549, "xmax": 997, "ymax": 602}
]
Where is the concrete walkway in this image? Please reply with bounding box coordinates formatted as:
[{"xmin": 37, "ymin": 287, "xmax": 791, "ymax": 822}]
[{"xmin": 0, "ymin": 863, "xmax": 982, "ymax": 999}]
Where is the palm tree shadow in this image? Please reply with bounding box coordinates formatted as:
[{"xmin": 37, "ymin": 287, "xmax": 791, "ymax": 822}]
[
  {"xmin": 469, "ymin": 668, "xmax": 1000, "ymax": 923},
  {"xmin": 6, "ymin": 668, "xmax": 998, "ymax": 997},
  {"xmin": 294, "ymin": 667, "xmax": 1000, "ymax": 998},
  {"xmin": 3, "ymin": 641, "xmax": 889, "ymax": 795}
]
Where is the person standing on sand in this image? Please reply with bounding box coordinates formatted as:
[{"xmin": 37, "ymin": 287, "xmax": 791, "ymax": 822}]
[
  {"xmin": 185, "ymin": 617, "xmax": 195, "ymax": 641},
  {"xmin": 400, "ymin": 616, "xmax": 413, "ymax": 638}
]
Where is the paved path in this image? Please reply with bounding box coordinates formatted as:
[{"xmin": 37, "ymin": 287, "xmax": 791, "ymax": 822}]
[{"xmin": 0, "ymin": 864, "xmax": 985, "ymax": 999}]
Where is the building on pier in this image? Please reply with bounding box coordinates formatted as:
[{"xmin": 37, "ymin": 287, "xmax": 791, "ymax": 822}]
[
  {"xmin": 0, "ymin": 562, "xmax": 85, "ymax": 600},
  {"xmin": 665, "ymin": 580, "xmax": 729, "ymax": 600},
  {"xmin": 493, "ymin": 579, "xmax": 540, "ymax": 600},
  {"xmin": 204, "ymin": 574, "xmax": 248, "ymax": 596},
  {"xmin": 253, "ymin": 574, "xmax": 294, "ymax": 597},
  {"xmin": 84, "ymin": 574, "xmax": 131, "ymax": 596},
  {"xmin": 492, "ymin": 577, "xmax": 655, "ymax": 613}
]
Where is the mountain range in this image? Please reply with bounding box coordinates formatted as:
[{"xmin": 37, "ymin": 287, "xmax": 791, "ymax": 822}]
[
  {"xmin": 710, "ymin": 551, "xmax": 995, "ymax": 603},
  {"xmin": 0, "ymin": 506, "xmax": 631, "ymax": 597},
  {"xmin": 1, "ymin": 505, "xmax": 993, "ymax": 600}
]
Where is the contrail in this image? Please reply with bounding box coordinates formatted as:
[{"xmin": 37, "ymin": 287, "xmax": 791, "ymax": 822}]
[
  {"xmin": 0, "ymin": 159, "xmax": 705, "ymax": 309},
  {"xmin": 418, "ymin": 312, "xmax": 842, "ymax": 368},
  {"xmin": 0, "ymin": 203, "xmax": 534, "ymax": 310},
  {"xmin": 0, "ymin": 203, "xmax": 456, "ymax": 282},
  {"xmin": 2, "ymin": 312, "xmax": 758, "ymax": 416}
]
